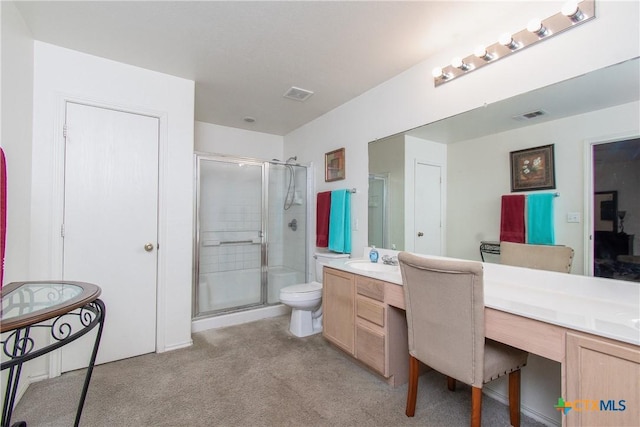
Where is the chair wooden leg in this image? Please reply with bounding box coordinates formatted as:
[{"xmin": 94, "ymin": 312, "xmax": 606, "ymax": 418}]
[
  {"xmin": 447, "ymin": 376, "xmax": 456, "ymax": 391},
  {"xmin": 508, "ymin": 370, "xmax": 522, "ymax": 427},
  {"xmin": 406, "ymin": 355, "xmax": 420, "ymax": 417},
  {"xmin": 471, "ymin": 386, "xmax": 482, "ymax": 427}
]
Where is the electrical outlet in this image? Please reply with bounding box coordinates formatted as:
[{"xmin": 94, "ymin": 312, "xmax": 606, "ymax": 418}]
[{"xmin": 567, "ymin": 212, "xmax": 581, "ymax": 223}]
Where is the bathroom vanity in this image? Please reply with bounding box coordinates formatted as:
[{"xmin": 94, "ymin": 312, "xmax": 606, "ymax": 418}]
[
  {"xmin": 322, "ymin": 255, "xmax": 640, "ymax": 427},
  {"xmin": 323, "ymin": 267, "xmax": 410, "ymax": 386}
]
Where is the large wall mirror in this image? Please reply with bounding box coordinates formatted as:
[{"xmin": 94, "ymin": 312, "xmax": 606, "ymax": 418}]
[{"xmin": 368, "ymin": 57, "xmax": 640, "ymax": 281}]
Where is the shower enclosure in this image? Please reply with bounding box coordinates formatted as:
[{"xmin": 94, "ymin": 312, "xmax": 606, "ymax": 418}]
[
  {"xmin": 193, "ymin": 154, "xmax": 308, "ymax": 319},
  {"xmin": 368, "ymin": 174, "xmax": 389, "ymax": 249}
]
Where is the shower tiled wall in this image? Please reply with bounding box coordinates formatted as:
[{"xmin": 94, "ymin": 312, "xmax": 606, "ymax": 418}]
[
  {"xmin": 268, "ymin": 166, "xmax": 307, "ymax": 272},
  {"xmin": 199, "ymin": 162, "xmax": 262, "ymax": 273},
  {"xmin": 198, "ymin": 161, "xmax": 307, "ymax": 276}
]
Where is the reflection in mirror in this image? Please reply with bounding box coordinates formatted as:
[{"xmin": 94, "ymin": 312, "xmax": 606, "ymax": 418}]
[
  {"xmin": 368, "ymin": 134, "xmax": 405, "ymax": 251},
  {"xmin": 593, "ymin": 139, "xmax": 640, "ymax": 282},
  {"xmin": 367, "ymin": 57, "xmax": 639, "ymax": 280},
  {"xmin": 368, "ymin": 174, "xmax": 388, "ymax": 249}
]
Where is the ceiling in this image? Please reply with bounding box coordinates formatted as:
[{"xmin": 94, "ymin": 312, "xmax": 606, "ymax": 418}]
[{"xmin": 15, "ymin": 1, "xmax": 567, "ymax": 136}]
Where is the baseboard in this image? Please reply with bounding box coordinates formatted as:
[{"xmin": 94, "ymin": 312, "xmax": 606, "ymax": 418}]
[
  {"xmin": 483, "ymin": 387, "xmax": 560, "ymax": 427},
  {"xmin": 161, "ymin": 339, "xmax": 193, "ymax": 353},
  {"xmin": 191, "ymin": 304, "xmax": 289, "ymax": 333}
]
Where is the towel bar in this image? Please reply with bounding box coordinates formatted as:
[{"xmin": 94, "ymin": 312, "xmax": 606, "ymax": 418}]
[
  {"xmin": 203, "ymin": 239, "xmax": 261, "ymax": 246},
  {"xmin": 220, "ymin": 240, "xmax": 256, "ymax": 245}
]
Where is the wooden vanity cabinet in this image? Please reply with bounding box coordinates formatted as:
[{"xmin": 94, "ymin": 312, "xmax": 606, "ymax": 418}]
[
  {"xmin": 355, "ymin": 276, "xmax": 386, "ymax": 375},
  {"xmin": 323, "ymin": 267, "xmax": 410, "ymax": 387},
  {"xmin": 322, "ymin": 267, "xmax": 355, "ymax": 355},
  {"xmin": 566, "ymin": 332, "xmax": 640, "ymax": 426}
]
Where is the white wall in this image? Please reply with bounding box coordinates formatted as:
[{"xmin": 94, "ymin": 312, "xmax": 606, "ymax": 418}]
[
  {"xmin": 0, "ymin": 0, "xmax": 36, "ymax": 407},
  {"xmin": 195, "ymin": 120, "xmax": 283, "ymax": 160},
  {"xmin": 1, "ymin": 1, "xmax": 33, "ymax": 284},
  {"xmin": 31, "ymin": 42, "xmax": 195, "ymax": 366},
  {"xmin": 448, "ymin": 101, "xmax": 640, "ymax": 275}
]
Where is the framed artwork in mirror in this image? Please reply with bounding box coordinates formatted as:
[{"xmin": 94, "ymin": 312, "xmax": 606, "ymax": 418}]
[
  {"xmin": 325, "ymin": 148, "xmax": 345, "ymax": 182},
  {"xmin": 594, "ymin": 191, "xmax": 617, "ymax": 232},
  {"xmin": 510, "ymin": 144, "xmax": 555, "ymax": 192}
]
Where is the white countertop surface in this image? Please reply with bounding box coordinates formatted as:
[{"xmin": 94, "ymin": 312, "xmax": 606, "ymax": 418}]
[{"xmin": 325, "ymin": 255, "xmax": 640, "ymax": 346}]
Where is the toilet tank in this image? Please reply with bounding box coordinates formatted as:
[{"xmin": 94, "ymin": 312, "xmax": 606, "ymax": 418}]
[{"xmin": 314, "ymin": 251, "xmax": 350, "ymax": 283}]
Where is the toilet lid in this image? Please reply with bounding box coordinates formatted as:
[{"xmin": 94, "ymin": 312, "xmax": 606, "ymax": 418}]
[{"xmin": 280, "ymin": 281, "xmax": 322, "ymax": 293}]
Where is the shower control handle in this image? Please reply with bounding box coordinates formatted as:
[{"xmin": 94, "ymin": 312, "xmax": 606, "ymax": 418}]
[{"xmin": 144, "ymin": 243, "xmax": 154, "ymax": 252}]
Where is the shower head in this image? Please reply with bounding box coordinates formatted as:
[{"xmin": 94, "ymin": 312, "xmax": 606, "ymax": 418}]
[{"xmin": 285, "ymin": 156, "xmax": 297, "ymax": 164}]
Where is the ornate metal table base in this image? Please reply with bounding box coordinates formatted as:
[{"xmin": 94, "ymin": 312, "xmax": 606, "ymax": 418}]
[{"xmin": 1, "ymin": 282, "xmax": 105, "ymax": 427}]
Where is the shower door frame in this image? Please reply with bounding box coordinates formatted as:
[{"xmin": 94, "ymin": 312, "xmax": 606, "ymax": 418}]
[
  {"xmin": 193, "ymin": 154, "xmax": 267, "ymax": 318},
  {"xmin": 192, "ymin": 153, "xmax": 308, "ymax": 319}
]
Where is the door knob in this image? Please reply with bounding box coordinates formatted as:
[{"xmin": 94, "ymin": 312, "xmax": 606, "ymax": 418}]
[
  {"xmin": 144, "ymin": 243, "xmax": 154, "ymax": 252},
  {"xmin": 417, "ymin": 232, "xmax": 424, "ymax": 237}
]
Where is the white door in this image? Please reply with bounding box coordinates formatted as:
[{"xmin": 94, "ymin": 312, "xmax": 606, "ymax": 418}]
[
  {"xmin": 61, "ymin": 102, "xmax": 159, "ymax": 371},
  {"xmin": 414, "ymin": 162, "xmax": 442, "ymax": 255}
]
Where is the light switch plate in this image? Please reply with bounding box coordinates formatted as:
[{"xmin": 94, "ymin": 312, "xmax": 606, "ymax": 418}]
[{"xmin": 567, "ymin": 212, "xmax": 581, "ymax": 223}]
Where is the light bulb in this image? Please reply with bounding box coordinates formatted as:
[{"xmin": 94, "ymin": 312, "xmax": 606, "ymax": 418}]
[
  {"xmin": 451, "ymin": 57, "xmax": 470, "ymax": 71},
  {"xmin": 432, "ymin": 67, "xmax": 444, "ymax": 78},
  {"xmin": 499, "ymin": 33, "xmax": 519, "ymax": 50},
  {"xmin": 527, "ymin": 18, "xmax": 549, "ymax": 37},
  {"xmin": 562, "ymin": 1, "xmax": 585, "ymax": 22},
  {"xmin": 474, "ymin": 45, "xmax": 493, "ymax": 61}
]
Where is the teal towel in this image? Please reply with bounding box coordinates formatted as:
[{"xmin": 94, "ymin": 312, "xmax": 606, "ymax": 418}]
[
  {"xmin": 328, "ymin": 189, "xmax": 351, "ymax": 254},
  {"xmin": 527, "ymin": 193, "xmax": 555, "ymax": 245}
]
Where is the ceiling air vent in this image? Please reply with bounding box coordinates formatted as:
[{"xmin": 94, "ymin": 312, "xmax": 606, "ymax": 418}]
[
  {"xmin": 283, "ymin": 86, "xmax": 314, "ymax": 102},
  {"xmin": 512, "ymin": 110, "xmax": 548, "ymax": 121}
]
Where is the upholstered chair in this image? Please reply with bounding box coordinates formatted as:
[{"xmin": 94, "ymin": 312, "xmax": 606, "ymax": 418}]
[
  {"xmin": 500, "ymin": 241, "xmax": 574, "ymax": 273},
  {"xmin": 398, "ymin": 252, "xmax": 529, "ymax": 427}
]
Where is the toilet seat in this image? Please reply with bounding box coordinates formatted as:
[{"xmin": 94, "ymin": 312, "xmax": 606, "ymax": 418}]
[
  {"xmin": 279, "ymin": 282, "xmax": 322, "ymax": 302},
  {"xmin": 280, "ymin": 281, "xmax": 322, "ymax": 294}
]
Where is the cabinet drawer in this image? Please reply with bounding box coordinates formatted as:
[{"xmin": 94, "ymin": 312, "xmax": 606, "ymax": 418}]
[
  {"xmin": 356, "ymin": 296, "xmax": 385, "ymax": 327},
  {"xmin": 356, "ymin": 276, "xmax": 384, "ymax": 302},
  {"xmin": 356, "ymin": 323, "xmax": 386, "ymax": 375}
]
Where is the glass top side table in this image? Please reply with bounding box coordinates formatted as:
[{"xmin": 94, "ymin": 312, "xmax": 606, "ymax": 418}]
[{"xmin": 1, "ymin": 281, "xmax": 105, "ymax": 427}]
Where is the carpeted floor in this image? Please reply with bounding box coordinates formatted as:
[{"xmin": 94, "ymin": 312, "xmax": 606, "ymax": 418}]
[{"xmin": 12, "ymin": 315, "xmax": 547, "ymax": 426}]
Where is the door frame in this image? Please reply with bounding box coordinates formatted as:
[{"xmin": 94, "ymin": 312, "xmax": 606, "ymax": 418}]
[
  {"xmin": 48, "ymin": 94, "xmax": 168, "ymax": 378},
  {"xmin": 583, "ymin": 130, "xmax": 640, "ymax": 277}
]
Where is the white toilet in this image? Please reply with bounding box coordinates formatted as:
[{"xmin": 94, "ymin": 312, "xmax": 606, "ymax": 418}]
[{"xmin": 279, "ymin": 251, "xmax": 350, "ymax": 337}]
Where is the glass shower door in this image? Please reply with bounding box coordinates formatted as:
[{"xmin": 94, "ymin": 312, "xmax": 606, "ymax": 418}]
[
  {"xmin": 266, "ymin": 162, "xmax": 308, "ymax": 302},
  {"xmin": 195, "ymin": 157, "xmax": 264, "ymax": 316}
]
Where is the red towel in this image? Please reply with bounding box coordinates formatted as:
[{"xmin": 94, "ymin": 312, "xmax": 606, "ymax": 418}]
[
  {"xmin": 500, "ymin": 195, "xmax": 525, "ymax": 243},
  {"xmin": 316, "ymin": 191, "xmax": 331, "ymax": 247}
]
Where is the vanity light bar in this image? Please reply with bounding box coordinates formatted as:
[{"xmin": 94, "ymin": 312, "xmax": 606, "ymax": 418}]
[{"xmin": 433, "ymin": 0, "xmax": 595, "ymax": 87}]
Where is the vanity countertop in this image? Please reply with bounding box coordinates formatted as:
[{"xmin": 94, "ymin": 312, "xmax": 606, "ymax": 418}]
[{"xmin": 325, "ymin": 255, "xmax": 640, "ymax": 346}]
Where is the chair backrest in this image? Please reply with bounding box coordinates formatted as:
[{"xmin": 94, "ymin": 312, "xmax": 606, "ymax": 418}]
[
  {"xmin": 500, "ymin": 241, "xmax": 574, "ymax": 273},
  {"xmin": 398, "ymin": 252, "xmax": 485, "ymax": 387}
]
